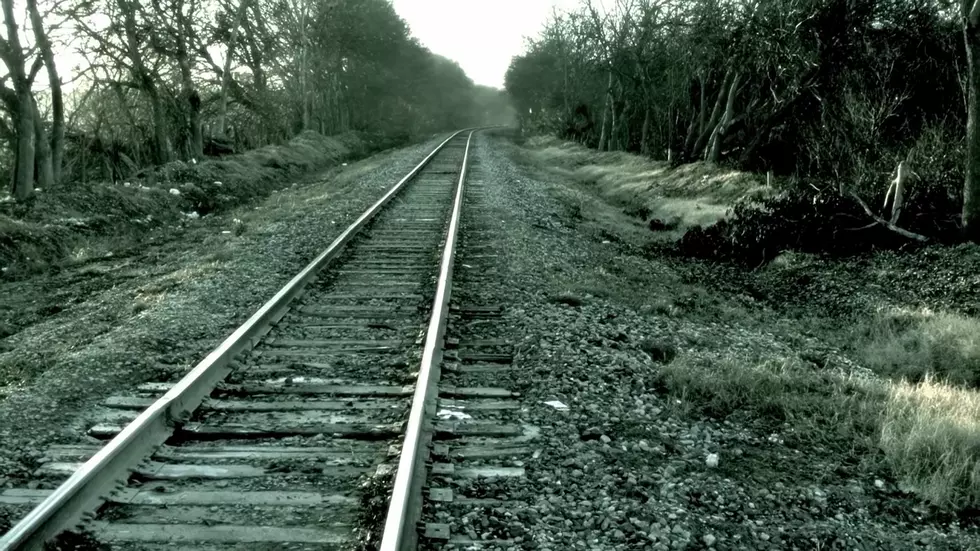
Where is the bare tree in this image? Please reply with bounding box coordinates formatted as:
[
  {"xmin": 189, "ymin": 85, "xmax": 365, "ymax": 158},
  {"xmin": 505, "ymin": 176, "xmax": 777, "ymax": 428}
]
[{"xmin": 0, "ymin": 0, "xmax": 39, "ymax": 199}]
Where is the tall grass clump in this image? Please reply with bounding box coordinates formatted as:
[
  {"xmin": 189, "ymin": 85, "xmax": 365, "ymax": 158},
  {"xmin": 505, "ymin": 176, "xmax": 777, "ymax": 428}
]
[
  {"xmin": 856, "ymin": 307, "xmax": 980, "ymax": 387},
  {"xmin": 881, "ymin": 379, "xmax": 980, "ymax": 509}
]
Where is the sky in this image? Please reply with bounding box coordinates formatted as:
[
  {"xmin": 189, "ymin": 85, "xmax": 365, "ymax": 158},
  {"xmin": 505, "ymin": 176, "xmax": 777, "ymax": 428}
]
[{"xmin": 390, "ymin": 0, "xmax": 582, "ymax": 90}]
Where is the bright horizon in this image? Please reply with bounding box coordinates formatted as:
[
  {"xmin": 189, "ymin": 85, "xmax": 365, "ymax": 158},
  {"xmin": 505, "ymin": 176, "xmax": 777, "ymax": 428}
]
[{"xmin": 390, "ymin": 0, "xmax": 582, "ymax": 90}]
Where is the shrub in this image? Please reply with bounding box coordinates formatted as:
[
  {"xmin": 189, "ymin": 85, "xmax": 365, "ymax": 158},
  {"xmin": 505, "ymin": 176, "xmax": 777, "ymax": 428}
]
[{"xmin": 676, "ymin": 184, "xmax": 960, "ymax": 265}]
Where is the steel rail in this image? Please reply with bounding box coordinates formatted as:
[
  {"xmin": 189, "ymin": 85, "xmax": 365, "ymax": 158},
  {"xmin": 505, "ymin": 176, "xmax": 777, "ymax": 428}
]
[
  {"xmin": 0, "ymin": 129, "xmax": 470, "ymax": 551},
  {"xmin": 378, "ymin": 131, "xmax": 474, "ymax": 551}
]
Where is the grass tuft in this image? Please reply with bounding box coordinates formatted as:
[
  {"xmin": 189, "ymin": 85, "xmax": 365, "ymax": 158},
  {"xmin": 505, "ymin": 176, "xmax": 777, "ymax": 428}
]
[
  {"xmin": 656, "ymin": 355, "xmax": 885, "ymax": 448},
  {"xmin": 856, "ymin": 307, "xmax": 980, "ymax": 386},
  {"xmin": 551, "ymin": 292, "xmax": 585, "ymax": 307},
  {"xmin": 881, "ymin": 379, "xmax": 980, "ymax": 509}
]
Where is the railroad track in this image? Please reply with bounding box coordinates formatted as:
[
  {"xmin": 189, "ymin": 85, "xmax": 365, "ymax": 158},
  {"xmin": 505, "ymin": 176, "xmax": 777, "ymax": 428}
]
[
  {"xmin": 418, "ymin": 136, "xmax": 533, "ymax": 549},
  {"xmin": 0, "ymin": 128, "xmax": 529, "ymax": 551}
]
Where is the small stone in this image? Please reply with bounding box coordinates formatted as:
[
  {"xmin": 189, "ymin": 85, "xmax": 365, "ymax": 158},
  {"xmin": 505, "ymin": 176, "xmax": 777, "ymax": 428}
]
[
  {"xmin": 703, "ymin": 534, "xmax": 717, "ymax": 547},
  {"xmin": 600, "ymin": 434, "xmax": 612, "ymax": 444},
  {"xmin": 705, "ymin": 453, "xmax": 719, "ymax": 468},
  {"xmin": 874, "ymin": 479, "xmax": 885, "ymax": 489}
]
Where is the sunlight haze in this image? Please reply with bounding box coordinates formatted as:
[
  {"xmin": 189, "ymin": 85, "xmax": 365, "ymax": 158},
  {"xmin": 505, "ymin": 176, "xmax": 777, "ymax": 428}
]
[{"xmin": 390, "ymin": 0, "xmax": 581, "ymax": 89}]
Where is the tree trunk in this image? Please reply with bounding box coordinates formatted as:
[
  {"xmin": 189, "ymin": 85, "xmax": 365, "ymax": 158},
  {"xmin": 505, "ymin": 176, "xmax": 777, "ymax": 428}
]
[
  {"xmin": 598, "ymin": 70, "xmax": 613, "ymax": 151},
  {"xmin": 684, "ymin": 71, "xmax": 708, "ymax": 154},
  {"xmin": 27, "ymin": 0, "xmax": 63, "ymax": 185},
  {"xmin": 640, "ymin": 104, "xmax": 652, "ymax": 156},
  {"xmin": 119, "ymin": 0, "xmax": 170, "ymax": 163},
  {"xmin": 11, "ymin": 92, "xmax": 35, "ymax": 200},
  {"xmin": 299, "ymin": 4, "xmax": 309, "ymax": 131},
  {"xmin": 2, "ymin": 0, "xmax": 35, "ymax": 199},
  {"xmin": 609, "ymin": 97, "xmax": 620, "ymax": 151},
  {"xmin": 32, "ymin": 98, "xmax": 53, "ymax": 190},
  {"xmin": 692, "ymin": 69, "xmax": 732, "ymax": 160},
  {"xmin": 175, "ymin": 3, "xmax": 203, "ymax": 160},
  {"xmin": 188, "ymin": 90, "xmax": 203, "ymax": 159},
  {"xmin": 149, "ymin": 89, "xmax": 171, "ymax": 164},
  {"xmin": 218, "ymin": 0, "xmax": 250, "ymax": 137},
  {"xmin": 707, "ymin": 73, "xmax": 742, "ymax": 162},
  {"xmin": 964, "ymin": 6, "xmax": 980, "ymax": 241}
]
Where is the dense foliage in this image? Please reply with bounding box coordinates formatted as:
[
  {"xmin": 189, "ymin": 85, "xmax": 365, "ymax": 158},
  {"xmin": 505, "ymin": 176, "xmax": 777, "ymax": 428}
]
[{"xmin": 506, "ymin": 0, "xmax": 972, "ymax": 257}]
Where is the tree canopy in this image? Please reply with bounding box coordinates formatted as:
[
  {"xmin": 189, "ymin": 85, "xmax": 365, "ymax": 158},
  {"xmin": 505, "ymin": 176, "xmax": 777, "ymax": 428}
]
[{"xmin": 0, "ymin": 0, "xmax": 510, "ymax": 200}]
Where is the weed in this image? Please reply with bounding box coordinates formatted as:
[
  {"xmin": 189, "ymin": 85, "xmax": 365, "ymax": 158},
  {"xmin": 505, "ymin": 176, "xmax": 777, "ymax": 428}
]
[
  {"xmin": 855, "ymin": 307, "xmax": 980, "ymax": 387},
  {"xmin": 551, "ymin": 292, "xmax": 584, "ymax": 307},
  {"xmin": 656, "ymin": 355, "xmax": 884, "ymax": 449},
  {"xmin": 881, "ymin": 379, "xmax": 980, "ymax": 509},
  {"xmin": 638, "ymin": 339, "xmax": 677, "ymax": 364}
]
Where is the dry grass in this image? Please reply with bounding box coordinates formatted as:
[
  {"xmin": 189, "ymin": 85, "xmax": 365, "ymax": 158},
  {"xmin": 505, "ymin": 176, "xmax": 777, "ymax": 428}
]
[
  {"xmin": 523, "ymin": 135, "xmax": 772, "ymax": 235},
  {"xmin": 661, "ymin": 352, "xmax": 980, "ymax": 508},
  {"xmin": 882, "ymin": 379, "xmax": 980, "ymax": 509},
  {"xmin": 856, "ymin": 307, "xmax": 980, "ymax": 387}
]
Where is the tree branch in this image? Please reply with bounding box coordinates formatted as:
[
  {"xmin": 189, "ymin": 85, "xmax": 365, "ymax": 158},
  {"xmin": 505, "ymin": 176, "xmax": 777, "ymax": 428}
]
[
  {"xmin": 26, "ymin": 55, "xmax": 43, "ymax": 85},
  {"xmin": 849, "ymin": 191, "xmax": 929, "ymax": 242}
]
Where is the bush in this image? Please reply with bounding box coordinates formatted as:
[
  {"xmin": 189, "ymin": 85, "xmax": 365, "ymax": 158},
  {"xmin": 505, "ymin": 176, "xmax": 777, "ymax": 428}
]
[{"xmin": 677, "ymin": 183, "xmax": 962, "ymax": 265}]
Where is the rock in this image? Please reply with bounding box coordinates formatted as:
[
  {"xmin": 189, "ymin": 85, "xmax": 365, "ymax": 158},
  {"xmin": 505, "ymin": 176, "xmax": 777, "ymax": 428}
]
[
  {"xmin": 552, "ymin": 292, "xmax": 584, "ymax": 307},
  {"xmin": 703, "ymin": 534, "xmax": 717, "ymax": 547},
  {"xmin": 638, "ymin": 339, "xmax": 677, "ymax": 364}
]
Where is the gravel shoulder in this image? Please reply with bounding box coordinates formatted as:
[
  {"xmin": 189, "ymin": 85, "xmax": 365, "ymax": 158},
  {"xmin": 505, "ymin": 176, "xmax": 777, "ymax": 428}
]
[
  {"xmin": 448, "ymin": 130, "xmax": 980, "ymax": 550},
  {"xmin": 0, "ymin": 134, "xmax": 448, "ymax": 518}
]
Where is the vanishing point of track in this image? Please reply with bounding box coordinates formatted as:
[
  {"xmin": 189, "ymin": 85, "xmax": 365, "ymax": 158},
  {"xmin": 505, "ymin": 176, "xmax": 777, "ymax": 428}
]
[{"xmin": 0, "ymin": 129, "xmax": 500, "ymax": 550}]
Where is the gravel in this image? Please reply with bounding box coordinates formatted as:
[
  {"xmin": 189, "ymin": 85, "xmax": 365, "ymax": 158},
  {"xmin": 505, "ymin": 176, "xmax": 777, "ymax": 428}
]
[
  {"xmin": 0, "ymin": 133, "xmax": 450, "ymax": 531},
  {"xmin": 4, "ymin": 129, "xmax": 978, "ymax": 549},
  {"xmin": 421, "ymin": 131, "xmax": 980, "ymax": 550}
]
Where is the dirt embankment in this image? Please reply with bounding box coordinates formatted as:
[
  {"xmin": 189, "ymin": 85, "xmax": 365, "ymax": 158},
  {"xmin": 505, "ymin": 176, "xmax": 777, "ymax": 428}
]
[
  {"xmin": 0, "ymin": 131, "xmax": 407, "ymax": 278},
  {"xmin": 523, "ymin": 136, "xmax": 771, "ymax": 238}
]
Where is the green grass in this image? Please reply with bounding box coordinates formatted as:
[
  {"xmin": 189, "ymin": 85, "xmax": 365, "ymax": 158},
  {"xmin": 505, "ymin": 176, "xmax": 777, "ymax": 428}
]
[
  {"xmin": 855, "ymin": 307, "xmax": 980, "ymax": 387},
  {"xmin": 656, "ymin": 355, "xmax": 885, "ymax": 448}
]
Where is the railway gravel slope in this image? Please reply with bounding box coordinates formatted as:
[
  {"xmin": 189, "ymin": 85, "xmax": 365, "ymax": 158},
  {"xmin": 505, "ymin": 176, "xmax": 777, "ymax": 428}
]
[{"xmin": 421, "ymin": 131, "xmax": 980, "ymax": 550}]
